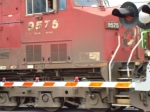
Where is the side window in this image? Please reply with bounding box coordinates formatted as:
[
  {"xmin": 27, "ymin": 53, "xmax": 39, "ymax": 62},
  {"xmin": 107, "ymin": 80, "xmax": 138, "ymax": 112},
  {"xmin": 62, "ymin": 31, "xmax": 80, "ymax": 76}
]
[
  {"xmin": 27, "ymin": 0, "xmax": 32, "ymax": 14},
  {"xmin": 26, "ymin": 0, "xmax": 66, "ymax": 15},
  {"xmin": 58, "ymin": 0, "xmax": 66, "ymax": 10},
  {"xmin": 26, "ymin": 0, "xmax": 47, "ymax": 15},
  {"xmin": 74, "ymin": 0, "xmax": 100, "ymax": 6},
  {"xmin": 34, "ymin": 0, "xmax": 46, "ymax": 13}
]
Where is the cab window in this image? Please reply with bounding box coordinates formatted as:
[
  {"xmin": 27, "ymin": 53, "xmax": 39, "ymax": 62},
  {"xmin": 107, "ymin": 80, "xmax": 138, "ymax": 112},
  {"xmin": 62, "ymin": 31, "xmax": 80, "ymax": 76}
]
[
  {"xmin": 34, "ymin": 0, "xmax": 46, "ymax": 13},
  {"xmin": 26, "ymin": 0, "xmax": 66, "ymax": 15},
  {"xmin": 74, "ymin": 0, "xmax": 100, "ymax": 6},
  {"xmin": 26, "ymin": 0, "xmax": 47, "ymax": 14}
]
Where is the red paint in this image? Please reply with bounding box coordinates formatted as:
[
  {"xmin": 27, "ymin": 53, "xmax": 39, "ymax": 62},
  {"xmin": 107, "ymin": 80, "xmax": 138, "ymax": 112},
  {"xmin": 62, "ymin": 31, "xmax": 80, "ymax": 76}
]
[{"xmin": 0, "ymin": 0, "xmax": 143, "ymax": 63}]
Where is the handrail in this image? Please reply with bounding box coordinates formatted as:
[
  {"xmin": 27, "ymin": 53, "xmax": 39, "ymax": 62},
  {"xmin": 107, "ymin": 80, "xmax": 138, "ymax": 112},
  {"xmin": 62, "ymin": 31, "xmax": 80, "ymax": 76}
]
[
  {"xmin": 127, "ymin": 27, "xmax": 137, "ymax": 77},
  {"xmin": 109, "ymin": 33, "xmax": 121, "ymax": 81},
  {"xmin": 127, "ymin": 30, "xmax": 148, "ymax": 77}
]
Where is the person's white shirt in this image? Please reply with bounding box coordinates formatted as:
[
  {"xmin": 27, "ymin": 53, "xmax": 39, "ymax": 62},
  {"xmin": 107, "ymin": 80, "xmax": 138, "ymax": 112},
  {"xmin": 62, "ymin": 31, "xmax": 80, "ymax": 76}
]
[{"xmin": 48, "ymin": 8, "xmax": 52, "ymax": 11}]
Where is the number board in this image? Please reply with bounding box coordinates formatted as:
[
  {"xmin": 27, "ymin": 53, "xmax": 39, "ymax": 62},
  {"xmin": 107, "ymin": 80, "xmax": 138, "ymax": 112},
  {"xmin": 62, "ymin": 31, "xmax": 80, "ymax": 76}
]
[{"xmin": 105, "ymin": 22, "xmax": 120, "ymax": 29}]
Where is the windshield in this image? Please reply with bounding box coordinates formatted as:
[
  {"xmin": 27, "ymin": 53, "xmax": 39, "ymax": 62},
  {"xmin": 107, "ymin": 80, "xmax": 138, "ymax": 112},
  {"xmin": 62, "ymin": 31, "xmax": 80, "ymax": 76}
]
[
  {"xmin": 109, "ymin": 0, "xmax": 150, "ymax": 7},
  {"xmin": 74, "ymin": 0, "xmax": 100, "ymax": 6},
  {"xmin": 74, "ymin": 0, "xmax": 150, "ymax": 8}
]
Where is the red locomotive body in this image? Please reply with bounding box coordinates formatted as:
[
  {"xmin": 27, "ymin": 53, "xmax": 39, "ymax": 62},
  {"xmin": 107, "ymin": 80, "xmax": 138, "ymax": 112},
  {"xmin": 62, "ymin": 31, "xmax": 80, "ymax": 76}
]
[
  {"xmin": 0, "ymin": 0, "xmax": 143, "ymax": 71},
  {"xmin": 0, "ymin": 0, "xmax": 147, "ymax": 112}
]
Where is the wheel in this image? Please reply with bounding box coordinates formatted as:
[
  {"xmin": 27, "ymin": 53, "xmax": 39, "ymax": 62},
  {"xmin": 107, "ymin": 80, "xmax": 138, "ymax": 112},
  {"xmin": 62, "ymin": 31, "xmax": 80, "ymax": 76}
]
[
  {"xmin": 65, "ymin": 104, "xmax": 78, "ymax": 109},
  {"xmin": 2, "ymin": 106, "xmax": 18, "ymax": 111},
  {"xmin": 44, "ymin": 107, "xmax": 62, "ymax": 112},
  {"xmin": 107, "ymin": 106, "xmax": 126, "ymax": 112},
  {"xmin": 44, "ymin": 98, "xmax": 64, "ymax": 112},
  {"xmin": 2, "ymin": 97, "xmax": 20, "ymax": 111}
]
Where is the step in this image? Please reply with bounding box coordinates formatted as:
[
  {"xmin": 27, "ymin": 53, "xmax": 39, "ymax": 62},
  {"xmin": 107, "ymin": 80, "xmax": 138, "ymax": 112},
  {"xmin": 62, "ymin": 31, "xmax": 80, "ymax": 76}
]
[
  {"xmin": 115, "ymin": 95, "xmax": 130, "ymax": 98},
  {"xmin": 135, "ymin": 61, "xmax": 141, "ymax": 66},
  {"xmin": 117, "ymin": 99, "xmax": 130, "ymax": 105},
  {"xmin": 117, "ymin": 78, "xmax": 132, "ymax": 80},
  {"xmin": 112, "ymin": 104, "xmax": 131, "ymax": 107},
  {"xmin": 118, "ymin": 69, "xmax": 134, "ymax": 72}
]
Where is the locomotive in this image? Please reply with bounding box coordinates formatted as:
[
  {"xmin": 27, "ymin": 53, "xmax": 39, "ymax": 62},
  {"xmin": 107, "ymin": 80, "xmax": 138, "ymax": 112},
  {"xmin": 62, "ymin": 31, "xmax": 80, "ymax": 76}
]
[{"xmin": 0, "ymin": 0, "xmax": 150, "ymax": 112}]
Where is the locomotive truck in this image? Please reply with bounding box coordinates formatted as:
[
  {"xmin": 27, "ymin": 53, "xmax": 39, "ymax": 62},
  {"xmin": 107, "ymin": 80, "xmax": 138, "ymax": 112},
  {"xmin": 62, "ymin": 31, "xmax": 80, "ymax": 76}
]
[{"xmin": 0, "ymin": 0, "xmax": 150, "ymax": 112}]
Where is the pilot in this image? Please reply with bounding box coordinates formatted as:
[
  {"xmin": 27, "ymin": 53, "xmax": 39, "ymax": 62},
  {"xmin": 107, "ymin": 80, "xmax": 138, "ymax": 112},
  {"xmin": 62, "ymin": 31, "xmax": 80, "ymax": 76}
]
[{"xmin": 48, "ymin": 0, "xmax": 53, "ymax": 11}]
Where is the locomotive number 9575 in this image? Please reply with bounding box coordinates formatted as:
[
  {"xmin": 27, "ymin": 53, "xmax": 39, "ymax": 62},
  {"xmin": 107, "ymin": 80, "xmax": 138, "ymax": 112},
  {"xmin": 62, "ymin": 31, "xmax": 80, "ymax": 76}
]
[
  {"xmin": 28, "ymin": 20, "xmax": 59, "ymax": 31},
  {"xmin": 106, "ymin": 22, "xmax": 119, "ymax": 29}
]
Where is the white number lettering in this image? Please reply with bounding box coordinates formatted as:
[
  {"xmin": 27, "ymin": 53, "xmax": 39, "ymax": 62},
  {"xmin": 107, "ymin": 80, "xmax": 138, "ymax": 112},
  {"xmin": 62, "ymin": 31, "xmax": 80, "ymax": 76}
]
[
  {"xmin": 35, "ymin": 21, "xmax": 42, "ymax": 30},
  {"xmin": 28, "ymin": 20, "xmax": 59, "ymax": 31},
  {"xmin": 107, "ymin": 22, "xmax": 119, "ymax": 29},
  {"xmin": 28, "ymin": 22, "xmax": 34, "ymax": 31},
  {"xmin": 45, "ymin": 20, "xmax": 51, "ymax": 29},
  {"xmin": 108, "ymin": 23, "xmax": 113, "ymax": 28},
  {"xmin": 52, "ymin": 20, "xmax": 59, "ymax": 29},
  {"xmin": 116, "ymin": 23, "xmax": 119, "ymax": 28}
]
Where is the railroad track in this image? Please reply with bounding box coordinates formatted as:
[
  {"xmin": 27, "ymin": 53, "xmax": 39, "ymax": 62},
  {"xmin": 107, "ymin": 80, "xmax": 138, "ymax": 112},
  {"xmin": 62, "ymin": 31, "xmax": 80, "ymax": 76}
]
[{"xmin": 0, "ymin": 107, "xmax": 144, "ymax": 112}]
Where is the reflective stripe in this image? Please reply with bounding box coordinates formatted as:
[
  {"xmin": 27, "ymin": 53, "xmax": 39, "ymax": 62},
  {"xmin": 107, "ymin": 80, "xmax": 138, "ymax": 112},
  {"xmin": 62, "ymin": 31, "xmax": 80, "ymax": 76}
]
[
  {"xmin": 89, "ymin": 82, "xmax": 103, "ymax": 87},
  {"xmin": 23, "ymin": 82, "xmax": 34, "ymax": 87},
  {"xmin": 4, "ymin": 82, "xmax": 14, "ymax": 86},
  {"xmin": 115, "ymin": 82, "xmax": 131, "ymax": 88},
  {"xmin": 43, "ymin": 82, "xmax": 55, "ymax": 86},
  {"xmin": 65, "ymin": 82, "xmax": 78, "ymax": 86}
]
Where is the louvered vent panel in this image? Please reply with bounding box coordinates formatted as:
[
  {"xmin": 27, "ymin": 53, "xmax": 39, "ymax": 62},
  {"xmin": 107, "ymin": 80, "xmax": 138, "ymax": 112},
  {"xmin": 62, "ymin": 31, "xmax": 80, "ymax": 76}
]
[
  {"xmin": 26, "ymin": 45, "xmax": 33, "ymax": 62},
  {"xmin": 34, "ymin": 45, "xmax": 41, "ymax": 62},
  {"xmin": 51, "ymin": 53, "xmax": 59, "ymax": 61},
  {"xmin": 59, "ymin": 44, "xmax": 67, "ymax": 61},
  {"xmin": 0, "ymin": 52, "xmax": 9, "ymax": 59},
  {"xmin": 51, "ymin": 43, "xmax": 67, "ymax": 61},
  {"xmin": 51, "ymin": 44, "xmax": 59, "ymax": 61},
  {"xmin": 51, "ymin": 44, "xmax": 58, "ymax": 52},
  {"xmin": 26, "ymin": 45, "xmax": 41, "ymax": 62}
]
